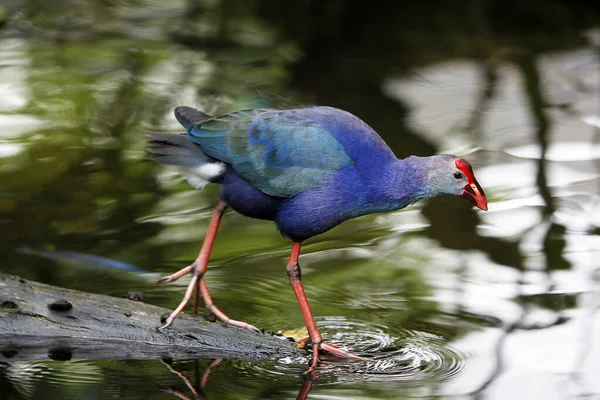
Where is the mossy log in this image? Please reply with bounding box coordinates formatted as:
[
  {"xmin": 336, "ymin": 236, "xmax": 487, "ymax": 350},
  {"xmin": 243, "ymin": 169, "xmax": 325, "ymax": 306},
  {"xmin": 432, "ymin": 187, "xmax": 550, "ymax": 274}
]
[{"xmin": 0, "ymin": 275, "xmax": 302, "ymax": 362}]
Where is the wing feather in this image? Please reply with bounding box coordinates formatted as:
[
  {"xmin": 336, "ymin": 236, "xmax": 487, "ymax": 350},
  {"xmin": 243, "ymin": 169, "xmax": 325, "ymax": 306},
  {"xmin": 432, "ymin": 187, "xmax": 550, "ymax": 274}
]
[{"xmin": 185, "ymin": 108, "xmax": 353, "ymax": 197}]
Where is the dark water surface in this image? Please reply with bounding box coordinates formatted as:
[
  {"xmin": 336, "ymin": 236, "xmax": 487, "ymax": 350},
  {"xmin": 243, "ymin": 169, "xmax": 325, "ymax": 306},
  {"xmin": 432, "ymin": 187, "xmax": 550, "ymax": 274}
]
[{"xmin": 1, "ymin": 1, "xmax": 599, "ymax": 399}]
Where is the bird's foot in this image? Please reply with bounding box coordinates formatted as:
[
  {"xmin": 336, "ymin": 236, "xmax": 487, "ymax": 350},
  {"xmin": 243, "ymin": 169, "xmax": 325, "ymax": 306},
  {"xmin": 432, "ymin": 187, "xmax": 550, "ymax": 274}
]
[
  {"xmin": 203, "ymin": 299, "xmax": 263, "ymax": 333},
  {"xmin": 157, "ymin": 262, "xmax": 201, "ymax": 330},
  {"xmin": 299, "ymin": 338, "xmax": 363, "ymax": 373},
  {"xmin": 157, "ymin": 263, "xmax": 261, "ymax": 333}
]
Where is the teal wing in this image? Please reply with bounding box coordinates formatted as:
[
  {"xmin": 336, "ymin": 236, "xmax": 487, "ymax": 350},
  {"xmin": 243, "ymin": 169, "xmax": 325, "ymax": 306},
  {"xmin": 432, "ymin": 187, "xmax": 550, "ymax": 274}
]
[{"xmin": 186, "ymin": 108, "xmax": 353, "ymax": 197}]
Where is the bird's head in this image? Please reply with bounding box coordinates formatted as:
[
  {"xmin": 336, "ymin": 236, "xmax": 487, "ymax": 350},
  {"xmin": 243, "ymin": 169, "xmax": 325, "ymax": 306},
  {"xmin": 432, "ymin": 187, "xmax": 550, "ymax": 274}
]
[
  {"xmin": 454, "ymin": 158, "xmax": 488, "ymax": 211},
  {"xmin": 420, "ymin": 155, "xmax": 488, "ymax": 211}
]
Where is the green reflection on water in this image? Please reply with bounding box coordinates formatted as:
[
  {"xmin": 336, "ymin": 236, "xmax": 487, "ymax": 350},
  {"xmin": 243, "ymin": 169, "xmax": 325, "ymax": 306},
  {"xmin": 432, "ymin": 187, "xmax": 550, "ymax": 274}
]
[{"xmin": 1, "ymin": 0, "xmax": 599, "ymax": 399}]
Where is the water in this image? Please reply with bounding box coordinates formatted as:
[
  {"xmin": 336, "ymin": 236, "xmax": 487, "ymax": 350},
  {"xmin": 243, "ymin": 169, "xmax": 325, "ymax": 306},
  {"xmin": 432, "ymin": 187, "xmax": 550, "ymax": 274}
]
[{"xmin": 1, "ymin": 1, "xmax": 599, "ymax": 399}]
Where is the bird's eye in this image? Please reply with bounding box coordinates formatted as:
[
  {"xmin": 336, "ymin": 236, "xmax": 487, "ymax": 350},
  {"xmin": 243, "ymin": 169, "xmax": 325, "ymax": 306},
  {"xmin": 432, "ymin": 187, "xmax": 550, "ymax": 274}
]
[{"xmin": 454, "ymin": 172, "xmax": 463, "ymax": 179}]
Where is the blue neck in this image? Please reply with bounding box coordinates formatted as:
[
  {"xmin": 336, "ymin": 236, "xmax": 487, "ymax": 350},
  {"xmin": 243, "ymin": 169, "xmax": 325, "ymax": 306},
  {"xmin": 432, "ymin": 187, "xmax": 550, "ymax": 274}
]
[
  {"xmin": 363, "ymin": 156, "xmax": 439, "ymax": 213},
  {"xmin": 274, "ymin": 155, "xmax": 443, "ymax": 241}
]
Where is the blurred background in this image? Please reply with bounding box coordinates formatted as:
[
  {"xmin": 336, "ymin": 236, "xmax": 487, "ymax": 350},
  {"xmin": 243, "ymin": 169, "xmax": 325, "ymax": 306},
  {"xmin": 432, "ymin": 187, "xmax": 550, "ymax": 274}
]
[{"xmin": 0, "ymin": 0, "xmax": 599, "ymax": 399}]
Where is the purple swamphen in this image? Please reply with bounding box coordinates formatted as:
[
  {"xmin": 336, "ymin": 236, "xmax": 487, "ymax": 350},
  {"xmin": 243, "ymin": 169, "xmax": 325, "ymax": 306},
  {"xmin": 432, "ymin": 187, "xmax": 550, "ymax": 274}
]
[{"xmin": 146, "ymin": 105, "xmax": 488, "ymax": 370}]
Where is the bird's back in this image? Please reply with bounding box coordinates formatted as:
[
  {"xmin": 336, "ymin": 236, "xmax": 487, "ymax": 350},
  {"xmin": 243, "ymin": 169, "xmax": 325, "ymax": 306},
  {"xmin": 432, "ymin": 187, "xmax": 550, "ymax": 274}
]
[
  {"xmin": 295, "ymin": 107, "xmax": 397, "ymax": 168},
  {"xmin": 185, "ymin": 106, "xmax": 397, "ymax": 198}
]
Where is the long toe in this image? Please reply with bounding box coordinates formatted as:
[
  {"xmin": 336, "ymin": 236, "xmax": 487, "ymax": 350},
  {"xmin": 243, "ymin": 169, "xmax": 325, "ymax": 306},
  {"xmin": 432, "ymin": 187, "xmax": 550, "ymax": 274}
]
[
  {"xmin": 158, "ymin": 274, "xmax": 201, "ymax": 329},
  {"xmin": 303, "ymin": 341, "xmax": 364, "ymax": 374},
  {"xmin": 222, "ymin": 317, "xmax": 262, "ymax": 333},
  {"xmin": 157, "ymin": 265, "xmax": 194, "ymax": 284},
  {"xmin": 202, "ymin": 299, "xmax": 262, "ymax": 333},
  {"xmin": 297, "ymin": 337, "xmax": 364, "ymax": 360},
  {"xmin": 319, "ymin": 342, "xmax": 363, "ymax": 360}
]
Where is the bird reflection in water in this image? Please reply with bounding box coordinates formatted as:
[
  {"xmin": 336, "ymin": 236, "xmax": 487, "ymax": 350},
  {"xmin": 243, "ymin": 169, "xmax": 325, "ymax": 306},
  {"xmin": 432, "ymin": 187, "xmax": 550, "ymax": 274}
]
[{"xmin": 160, "ymin": 359, "xmax": 316, "ymax": 400}]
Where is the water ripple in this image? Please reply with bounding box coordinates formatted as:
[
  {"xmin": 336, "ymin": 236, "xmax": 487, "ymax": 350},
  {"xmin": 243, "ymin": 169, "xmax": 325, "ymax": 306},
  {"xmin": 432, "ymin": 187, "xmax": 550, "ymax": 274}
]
[{"xmin": 242, "ymin": 317, "xmax": 467, "ymax": 386}]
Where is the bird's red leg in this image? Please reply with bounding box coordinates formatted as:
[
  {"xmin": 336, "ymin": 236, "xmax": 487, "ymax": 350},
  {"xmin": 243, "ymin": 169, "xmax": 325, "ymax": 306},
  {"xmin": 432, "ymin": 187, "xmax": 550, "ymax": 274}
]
[
  {"xmin": 193, "ymin": 275, "xmax": 201, "ymax": 315},
  {"xmin": 295, "ymin": 375, "xmax": 316, "ymax": 400},
  {"xmin": 161, "ymin": 359, "xmax": 201, "ymax": 400},
  {"xmin": 160, "ymin": 359, "xmax": 220, "ymax": 400},
  {"xmin": 286, "ymin": 242, "xmax": 362, "ymax": 372},
  {"xmin": 158, "ymin": 199, "xmax": 260, "ymax": 332},
  {"xmin": 199, "ymin": 358, "xmax": 222, "ymax": 390}
]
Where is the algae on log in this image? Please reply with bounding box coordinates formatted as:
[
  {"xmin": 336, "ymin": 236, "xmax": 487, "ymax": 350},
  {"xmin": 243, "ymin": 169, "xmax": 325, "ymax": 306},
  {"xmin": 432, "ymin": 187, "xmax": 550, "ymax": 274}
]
[{"xmin": 0, "ymin": 275, "xmax": 302, "ymax": 362}]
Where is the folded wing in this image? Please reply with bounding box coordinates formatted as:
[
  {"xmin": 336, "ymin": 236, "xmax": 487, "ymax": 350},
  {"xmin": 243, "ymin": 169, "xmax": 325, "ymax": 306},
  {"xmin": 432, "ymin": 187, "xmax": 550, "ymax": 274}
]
[{"xmin": 186, "ymin": 108, "xmax": 354, "ymax": 197}]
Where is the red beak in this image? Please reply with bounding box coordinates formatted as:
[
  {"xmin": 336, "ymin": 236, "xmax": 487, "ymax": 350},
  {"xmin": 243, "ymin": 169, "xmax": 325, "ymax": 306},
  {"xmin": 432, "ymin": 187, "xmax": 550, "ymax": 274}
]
[{"xmin": 462, "ymin": 179, "xmax": 488, "ymax": 211}]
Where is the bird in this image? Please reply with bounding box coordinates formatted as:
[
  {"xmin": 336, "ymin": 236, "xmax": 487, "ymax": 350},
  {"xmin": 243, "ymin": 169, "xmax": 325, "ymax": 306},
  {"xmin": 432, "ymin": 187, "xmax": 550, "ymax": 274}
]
[{"xmin": 146, "ymin": 105, "xmax": 487, "ymax": 371}]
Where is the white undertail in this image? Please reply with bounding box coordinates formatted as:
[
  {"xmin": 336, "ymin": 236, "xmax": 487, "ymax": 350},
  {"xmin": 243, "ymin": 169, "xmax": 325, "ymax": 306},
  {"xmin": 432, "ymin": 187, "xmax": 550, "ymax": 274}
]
[{"xmin": 181, "ymin": 162, "xmax": 226, "ymax": 189}]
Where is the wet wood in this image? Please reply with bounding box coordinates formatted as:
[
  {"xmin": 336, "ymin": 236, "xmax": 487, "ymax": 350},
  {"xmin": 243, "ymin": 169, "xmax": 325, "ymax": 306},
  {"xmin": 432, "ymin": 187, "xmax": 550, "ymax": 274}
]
[{"xmin": 0, "ymin": 274, "xmax": 303, "ymax": 362}]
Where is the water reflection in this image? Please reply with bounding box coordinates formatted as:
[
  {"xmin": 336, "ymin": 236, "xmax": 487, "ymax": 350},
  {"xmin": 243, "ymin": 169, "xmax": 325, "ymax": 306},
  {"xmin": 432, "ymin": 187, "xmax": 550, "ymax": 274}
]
[
  {"xmin": 1, "ymin": 0, "xmax": 600, "ymax": 399},
  {"xmin": 383, "ymin": 31, "xmax": 600, "ymax": 398},
  {"xmin": 161, "ymin": 359, "xmax": 219, "ymax": 400}
]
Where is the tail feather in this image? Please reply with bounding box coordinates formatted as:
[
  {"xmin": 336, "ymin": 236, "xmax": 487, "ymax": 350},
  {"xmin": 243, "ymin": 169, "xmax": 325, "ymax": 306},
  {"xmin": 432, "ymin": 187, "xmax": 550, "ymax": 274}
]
[
  {"xmin": 146, "ymin": 106, "xmax": 222, "ymax": 190},
  {"xmin": 146, "ymin": 132, "xmax": 211, "ymax": 166},
  {"xmin": 174, "ymin": 106, "xmax": 213, "ymax": 130},
  {"xmin": 146, "ymin": 131, "xmax": 226, "ymax": 189}
]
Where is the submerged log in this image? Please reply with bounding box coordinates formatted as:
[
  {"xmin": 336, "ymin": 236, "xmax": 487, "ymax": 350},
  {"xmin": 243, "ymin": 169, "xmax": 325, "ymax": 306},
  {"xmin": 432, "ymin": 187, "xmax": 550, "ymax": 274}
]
[{"xmin": 0, "ymin": 274, "xmax": 302, "ymax": 362}]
